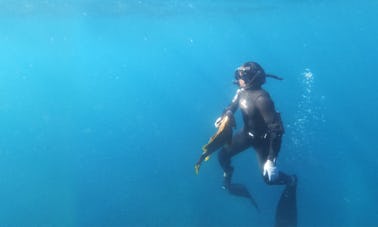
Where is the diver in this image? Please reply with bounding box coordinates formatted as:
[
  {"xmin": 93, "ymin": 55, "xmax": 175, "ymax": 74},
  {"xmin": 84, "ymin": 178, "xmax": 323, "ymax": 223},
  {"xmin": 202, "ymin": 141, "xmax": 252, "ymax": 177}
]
[
  {"xmin": 219, "ymin": 61, "xmax": 296, "ymax": 188},
  {"xmin": 197, "ymin": 61, "xmax": 297, "ymax": 226}
]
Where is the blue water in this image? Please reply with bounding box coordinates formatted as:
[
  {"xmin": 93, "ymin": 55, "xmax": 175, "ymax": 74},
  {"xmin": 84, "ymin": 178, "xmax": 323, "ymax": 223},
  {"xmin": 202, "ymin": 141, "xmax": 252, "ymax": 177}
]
[{"xmin": 1, "ymin": 1, "xmax": 378, "ymax": 226}]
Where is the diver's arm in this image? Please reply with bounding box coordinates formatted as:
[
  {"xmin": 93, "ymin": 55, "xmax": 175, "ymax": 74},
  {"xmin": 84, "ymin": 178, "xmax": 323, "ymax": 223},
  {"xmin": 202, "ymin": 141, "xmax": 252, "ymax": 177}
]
[
  {"xmin": 224, "ymin": 89, "xmax": 241, "ymax": 114},
  {"xmin": 255, "ymin": 95, "xmax": 284, "ymax": 161},
  {"xmin": 214, "ymin": 89, "xmax": 240, "ymax": 128}
]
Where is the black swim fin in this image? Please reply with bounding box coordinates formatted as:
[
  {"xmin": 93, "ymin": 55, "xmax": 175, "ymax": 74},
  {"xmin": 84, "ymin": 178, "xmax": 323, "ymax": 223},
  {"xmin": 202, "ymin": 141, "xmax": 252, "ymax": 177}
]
[
  {"xmin": 275, "ymin": 177, "xmax": 297, "ymax": 227},
  {"xmin": 227, "ymin": 183, "xmax": 260, "ymax": 212}
]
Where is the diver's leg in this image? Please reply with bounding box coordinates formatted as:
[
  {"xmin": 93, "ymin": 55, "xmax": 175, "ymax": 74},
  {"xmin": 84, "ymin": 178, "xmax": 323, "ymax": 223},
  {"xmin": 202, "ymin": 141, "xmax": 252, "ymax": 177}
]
[
  {"xmin": 254, "ymin": 139, "xmax": 296, "ymax": 186},
  {"xmin": 218, "ymin": 130, "xmax": 250, "ymax": 188},
  {"xmin": 254, "ymin": 140, "xmax": 297, "ymax": 226},
  {"xmin": 218, "ymin": 131, "xmax": 259, "ymax": 210}
]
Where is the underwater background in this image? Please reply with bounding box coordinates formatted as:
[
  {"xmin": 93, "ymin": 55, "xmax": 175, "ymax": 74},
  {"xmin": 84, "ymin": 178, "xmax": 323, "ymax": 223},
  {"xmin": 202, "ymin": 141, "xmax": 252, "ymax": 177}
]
[{"xmin": 1, "ymin": 0, "xmax": 378, "ymax": 226}]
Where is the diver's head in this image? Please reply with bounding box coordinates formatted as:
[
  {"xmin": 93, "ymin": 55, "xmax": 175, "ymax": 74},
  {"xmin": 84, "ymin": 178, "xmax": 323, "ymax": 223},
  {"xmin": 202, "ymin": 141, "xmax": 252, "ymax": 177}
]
[{"xmin": 234, "ymin": 62, "xmax": 266, "ymax": 89}]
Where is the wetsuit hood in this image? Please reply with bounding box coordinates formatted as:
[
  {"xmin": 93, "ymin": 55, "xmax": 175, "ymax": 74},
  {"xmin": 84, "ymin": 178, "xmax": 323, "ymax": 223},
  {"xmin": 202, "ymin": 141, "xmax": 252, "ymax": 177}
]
[{"xmin": 234, "ymin": 61, "xmax": 283, "ymax": 88}]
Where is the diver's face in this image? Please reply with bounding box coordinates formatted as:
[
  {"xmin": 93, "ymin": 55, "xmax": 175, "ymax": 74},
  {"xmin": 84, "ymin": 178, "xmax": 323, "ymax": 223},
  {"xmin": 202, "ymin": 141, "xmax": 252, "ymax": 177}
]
[
  {"xmin": 235, "ymin": 67, "xmax": 249, "ymax": 88},
  {"xmin": 235, "ymin": 70, "xmax": 247, "ymax": 88},
  {"xmin": 238, "ymin": 78, "xmax": 246, "ymax": 88}
]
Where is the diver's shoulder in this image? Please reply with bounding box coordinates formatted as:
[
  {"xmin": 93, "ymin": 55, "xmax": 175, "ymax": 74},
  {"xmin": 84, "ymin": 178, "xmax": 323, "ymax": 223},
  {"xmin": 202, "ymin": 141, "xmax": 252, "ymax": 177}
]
[
  {"xmin": 258, "ymin": 88, "xmax": 271, "ymax": 97},
  {"xmin": 246, "ymin": 87, "xmax": 269, "ymax": 95},
  {"xmin": 251, "ymin": 88, "xmax": 273, "ymax": 102}
]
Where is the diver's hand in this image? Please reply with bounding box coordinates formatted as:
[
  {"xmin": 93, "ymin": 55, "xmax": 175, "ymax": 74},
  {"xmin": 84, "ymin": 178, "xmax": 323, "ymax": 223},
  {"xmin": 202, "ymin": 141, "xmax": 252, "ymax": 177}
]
[
  {"xmin": 214, "ymin": 110, "xmax": 233, "ymax": 128},
  {"xmin": 263, "ymin": 160, "xmax": 279, "ymax": 182},
  {"xmin": 214, "ymin": 116, "xmax": 223, "ymax": 128}
]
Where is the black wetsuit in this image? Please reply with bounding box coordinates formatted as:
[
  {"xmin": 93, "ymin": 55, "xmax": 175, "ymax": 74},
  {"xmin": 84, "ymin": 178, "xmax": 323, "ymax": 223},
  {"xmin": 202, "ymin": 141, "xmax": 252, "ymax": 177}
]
[{"xmin": 218, "ymin": 86, "xmax": 292, "ymax": 186}]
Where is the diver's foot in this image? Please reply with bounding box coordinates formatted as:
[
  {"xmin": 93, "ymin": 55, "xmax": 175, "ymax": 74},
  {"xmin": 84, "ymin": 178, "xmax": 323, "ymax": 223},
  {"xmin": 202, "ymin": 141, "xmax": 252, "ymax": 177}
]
[{"xmin": 287, "ymin": 174, "xmax": 297, "ymax": 187}]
